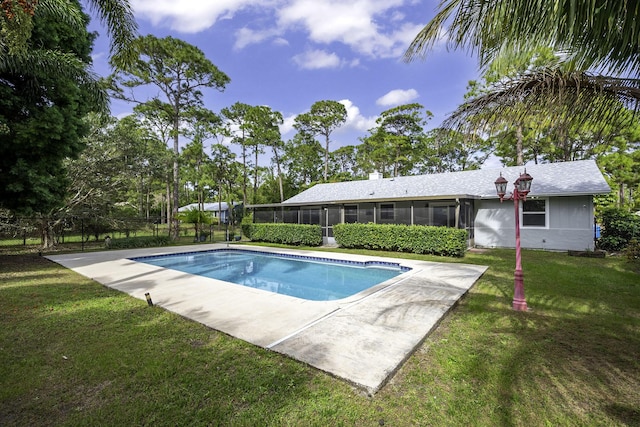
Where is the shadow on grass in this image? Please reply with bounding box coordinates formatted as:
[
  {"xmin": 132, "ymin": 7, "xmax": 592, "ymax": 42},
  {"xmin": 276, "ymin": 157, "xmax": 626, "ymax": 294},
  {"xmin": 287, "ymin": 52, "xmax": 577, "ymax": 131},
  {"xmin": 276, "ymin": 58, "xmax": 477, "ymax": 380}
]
[
  {"xmin": 439, "ymin": 253, "xmax": 639, "ymax": 426},
  {"xmin": 0, "ymin": 265, "xmax": 331, "ymax": 426}
]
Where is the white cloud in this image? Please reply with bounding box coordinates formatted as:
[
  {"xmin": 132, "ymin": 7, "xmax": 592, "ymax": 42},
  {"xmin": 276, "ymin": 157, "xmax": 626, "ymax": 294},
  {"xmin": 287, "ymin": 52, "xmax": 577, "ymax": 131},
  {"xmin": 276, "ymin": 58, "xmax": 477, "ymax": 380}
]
[
  {"xmin": 376, "ymin": 88, "xmax": 419, "ymax": 107},
  {"xmin": 91, "ymin": 51, "xmax": 106, "ymax": 62},
  {"xmin": 292, "ymin": 49, "xmax": 342, "ymax": 69},
  {"xmin": 277, "ymin": 0, "xmax": 421, "ymax": 58},
  {"xmin": 338, "ymin": 99, "xmax": 378, "ymax": 133},
  {"xmin": 272, "ymin": 37, "xmax": 290, "ymax": 47},
  {"xmin": 130, "ymin": 0, "xmax": 260, "ymax": 33},
  {"xmin": 280, "ymin": 114, "xmax": 297, "ymax": 136},
  {"xmin": 234, "ymin": 27, "xmax": 280, "ymax": 50},
  {"xmin": 131, "ymin": 0, "xmax": 427, "ymax": 59}
]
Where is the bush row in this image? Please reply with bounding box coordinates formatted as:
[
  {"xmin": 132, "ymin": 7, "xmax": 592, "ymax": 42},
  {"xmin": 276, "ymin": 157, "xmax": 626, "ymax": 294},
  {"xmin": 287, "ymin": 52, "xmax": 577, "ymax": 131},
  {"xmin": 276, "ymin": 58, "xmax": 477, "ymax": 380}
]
[
  {"xmin": 245, "ymin": 223, "xmax": 323, "ymax": 246},
  {"xmin": 333, "ymin": 223, "xmax": 467, "ymax": 257},
  {"xmin": 107, "ymin": 235, "xmax": 171, "ymax": 249}
]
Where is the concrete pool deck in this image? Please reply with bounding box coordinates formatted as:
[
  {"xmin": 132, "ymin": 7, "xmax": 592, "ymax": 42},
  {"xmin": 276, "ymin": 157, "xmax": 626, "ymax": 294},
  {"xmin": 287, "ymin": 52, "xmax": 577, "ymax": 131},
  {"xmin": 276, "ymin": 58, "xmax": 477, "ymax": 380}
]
[{"xmin": 47, "ymin": 244, "xmax": 487, "ymax": 394}]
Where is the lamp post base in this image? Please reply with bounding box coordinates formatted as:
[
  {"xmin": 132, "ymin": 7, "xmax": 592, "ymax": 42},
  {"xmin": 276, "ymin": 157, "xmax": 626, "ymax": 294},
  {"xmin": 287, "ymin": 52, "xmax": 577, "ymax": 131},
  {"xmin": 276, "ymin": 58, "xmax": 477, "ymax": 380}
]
[
  {"xmin": 513, "ymin": 269, "xmax": 528, "ymax": 311},
  {"xmin": 512, "ymin": 298, "xmax": 528, "ymax": 311}
]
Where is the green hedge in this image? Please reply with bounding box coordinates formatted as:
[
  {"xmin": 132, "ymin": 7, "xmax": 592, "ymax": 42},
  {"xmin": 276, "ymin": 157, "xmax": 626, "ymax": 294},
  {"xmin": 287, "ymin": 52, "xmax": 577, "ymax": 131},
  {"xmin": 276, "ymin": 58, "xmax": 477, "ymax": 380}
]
[
  {"xmin": 333, "ymin": 223, "xmax": 467, "ymax": 257},
  {"xmin": 107, "ymin": 235, "xmax": 171, "ymax": 249},
  {"xmin": 599, "ymin": 207, "xmax": 640, "ymax": 252},
  {"xmin": 247, "ymin": 223, "xmax": 322, "ymax": 246}
]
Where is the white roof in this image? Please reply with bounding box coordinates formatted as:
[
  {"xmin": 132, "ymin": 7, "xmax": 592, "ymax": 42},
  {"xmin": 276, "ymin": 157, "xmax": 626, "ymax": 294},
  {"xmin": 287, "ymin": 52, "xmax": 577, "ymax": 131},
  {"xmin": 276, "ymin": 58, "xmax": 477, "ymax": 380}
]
[
  {"xmin": 178, "ymin": 202, "xmax": 232, "ymax": 212},
  {"xmin": 282, "ymin": 160, "xmax": 610, "ymax": 205}
]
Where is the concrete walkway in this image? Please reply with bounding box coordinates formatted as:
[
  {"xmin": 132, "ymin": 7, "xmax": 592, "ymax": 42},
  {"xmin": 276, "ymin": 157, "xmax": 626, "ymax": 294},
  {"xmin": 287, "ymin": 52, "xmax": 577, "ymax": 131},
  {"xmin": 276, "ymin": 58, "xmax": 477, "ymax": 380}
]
[{"xmin": 47, "ymin": 244, "xmax": 487, "ymax": 394}]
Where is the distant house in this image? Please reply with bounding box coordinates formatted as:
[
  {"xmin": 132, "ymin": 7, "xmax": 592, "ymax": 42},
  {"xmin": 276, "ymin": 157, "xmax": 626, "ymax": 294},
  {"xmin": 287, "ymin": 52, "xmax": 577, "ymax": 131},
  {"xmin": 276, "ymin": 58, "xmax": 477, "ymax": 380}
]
[
  {"xmin": 178, "ymin": 202, "xmax": 236, "ymax": 224},
  {"xmin": 248, "ymin": 160, "xmax": 611, "ymax": 251}
]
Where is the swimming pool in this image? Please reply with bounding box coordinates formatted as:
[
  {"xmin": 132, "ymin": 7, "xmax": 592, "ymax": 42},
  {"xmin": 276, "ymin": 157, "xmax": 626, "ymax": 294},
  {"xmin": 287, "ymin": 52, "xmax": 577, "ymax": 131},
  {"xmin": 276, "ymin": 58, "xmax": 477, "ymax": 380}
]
[{"xmin": 131, "ymin": 249, "xmax": 411, "ymax": 301}]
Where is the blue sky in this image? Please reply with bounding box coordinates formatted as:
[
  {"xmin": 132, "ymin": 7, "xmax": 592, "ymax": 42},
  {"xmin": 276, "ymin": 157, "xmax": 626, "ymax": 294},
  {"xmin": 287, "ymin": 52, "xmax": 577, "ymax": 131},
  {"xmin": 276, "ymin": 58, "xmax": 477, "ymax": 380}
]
[{"xmin": 86, "ymin": 0, "xmax": 480, "ymax": 153}]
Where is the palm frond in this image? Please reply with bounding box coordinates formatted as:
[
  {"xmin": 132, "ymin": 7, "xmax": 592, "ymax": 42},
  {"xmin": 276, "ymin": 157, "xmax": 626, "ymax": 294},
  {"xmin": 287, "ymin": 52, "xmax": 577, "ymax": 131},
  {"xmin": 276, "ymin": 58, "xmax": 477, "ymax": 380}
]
[
  {"xmin": 86, "ymin": 0, "xmax": 138, "ymax": 68},
  {"xmin": 0, "ymin": 49, "xmax": 108, "ymax": 113},
  {"xmin": 405, "ymin": 0, "xmax": 640, "ymax": 77},
  {"xmin": 442, "ymin": 69, "xmax": 640, "ymax": 135},
  {"xmin": 36, "ymin": 0, "xmax": 85, "ymax": 29}
]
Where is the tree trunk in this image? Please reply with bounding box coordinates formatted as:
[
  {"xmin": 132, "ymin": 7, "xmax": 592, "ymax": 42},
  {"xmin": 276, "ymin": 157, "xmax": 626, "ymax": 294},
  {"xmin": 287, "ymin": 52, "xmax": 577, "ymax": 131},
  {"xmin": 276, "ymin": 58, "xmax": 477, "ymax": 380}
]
[
  {"xmin": 172, "ymin": 115, "xmax": 180, "ymax": 240},
  {"xmin": 253, "ymin": 144, "xmax": 259, "ymax": 204},
  {"xmin": 324, "ymin": 134, "xmax": 329, "ymax": 181},
  {"xmin": 273, "ymin": 146, "xmax": 284, "ymax": 203},
  {"xmin": 166, "ymin": 179, "xmax": 171, "ymax": 227},
  {"xmin": 218, "ymin": 183, "xmax": 223, "ymax": 231},
  {"xmin": 146, "ymin": 189, "xmax": 150, "ymax": 220},
  {"xmin": 41, "ymin": 218, "xmax": 55, "ymax": 249},
  {"xmin": 241, "ymin": 131, "xmax": 248, "ymax": 206},
  {"xmin": 516, "ymin": 124, "xmax": 524, "ymax": 166},
  {"xmin": 160, "ymin": 193, "xmax": 165, "ymax": 224}
]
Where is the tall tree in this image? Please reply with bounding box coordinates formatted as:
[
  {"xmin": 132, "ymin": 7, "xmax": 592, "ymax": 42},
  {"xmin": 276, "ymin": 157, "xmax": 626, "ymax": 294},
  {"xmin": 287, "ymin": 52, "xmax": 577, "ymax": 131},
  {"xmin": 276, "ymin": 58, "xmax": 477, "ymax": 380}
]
[
  {"xmin": 360, "ymin": 103, "xmax": 430, "ymax": 177},
  {"xmin": 293, "ymin": 100, "xmax": 347, "ymax": 181},
  {"xmin": 210, "ymin": 142, "xmax": 239, "ymax": 228},
  {"xmin": 414, "ymin": 128, "xmax": 489, "ymax": 173},
  {"xmin": 221, "ymin": 102, "xmax": 252, "ymax": 206},
  {"xmin": 64, "ymin": 114, "xmax": 166, "ymax": 226},
  {"xmin": 356, "ymin": 131, "xmax": 393, "ymax": 177},
  {"xmin": 134, "ymin": 99, "xmax": 174, "ymax": 224},
  {"xmin": 181, "ymin": 106, "xmax": 223, "ymax": 211},
  {"xmin": 244, "ymin": 106, "xmax": 283, "ymax": 203},
  {"xmin": 600, "ymin": 148, "xmax": 640, "ymax": 209},
  {"xmin": 382, "ymin": 103, "xmax": 430, "ymax": 176},
  {"xmin": 109, "ymin": 115, "xmax": 167, "ymax": 219},
  {"xmin": 329, "ymin": 145, "xmax": 359, "ymax": 181},
  {"xmin": 0, "ymin": 0, "xmax": 96, "ymax": 215},
  {"xmin": 282, "ymin": 132, "xmax": 324, "ymax": 189},
  {"xmin": 110, "ymin": 35, "xmax": 230, "ymax": 239}
]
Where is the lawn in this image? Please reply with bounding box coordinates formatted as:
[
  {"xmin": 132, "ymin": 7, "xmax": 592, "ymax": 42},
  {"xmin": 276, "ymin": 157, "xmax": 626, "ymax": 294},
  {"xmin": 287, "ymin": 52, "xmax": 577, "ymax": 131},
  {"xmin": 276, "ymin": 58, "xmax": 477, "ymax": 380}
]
[{"xmin": 1, "ymin": 245, "xmax": 638, "ymax": 426}]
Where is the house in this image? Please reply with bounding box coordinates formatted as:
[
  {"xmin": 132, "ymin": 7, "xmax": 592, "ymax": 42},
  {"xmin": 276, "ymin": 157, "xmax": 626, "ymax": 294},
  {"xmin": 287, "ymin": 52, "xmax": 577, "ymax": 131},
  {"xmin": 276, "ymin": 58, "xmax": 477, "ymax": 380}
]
[
  {"xmin": 248, "ymin": 160, "xmax": 611, "ymax": 251},
  {"xmin": 178, "ymin": 202, "xmax": 236, "ymax": 224}
]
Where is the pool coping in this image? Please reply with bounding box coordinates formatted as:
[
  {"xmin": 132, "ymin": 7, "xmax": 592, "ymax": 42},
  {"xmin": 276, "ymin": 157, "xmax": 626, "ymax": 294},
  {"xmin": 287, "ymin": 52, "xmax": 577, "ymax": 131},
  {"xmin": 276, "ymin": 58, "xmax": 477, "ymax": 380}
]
[{"xmin": 46, "ymin": 244, "xmax": 488, "ymax": 395}]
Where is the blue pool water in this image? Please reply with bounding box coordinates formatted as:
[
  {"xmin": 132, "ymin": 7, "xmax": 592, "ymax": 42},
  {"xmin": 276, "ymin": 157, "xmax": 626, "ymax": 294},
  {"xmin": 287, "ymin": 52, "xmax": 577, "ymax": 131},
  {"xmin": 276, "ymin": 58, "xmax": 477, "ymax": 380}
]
[{"xmin": 131, "ymin": 249, "xmax": 410, "ymax": 301}]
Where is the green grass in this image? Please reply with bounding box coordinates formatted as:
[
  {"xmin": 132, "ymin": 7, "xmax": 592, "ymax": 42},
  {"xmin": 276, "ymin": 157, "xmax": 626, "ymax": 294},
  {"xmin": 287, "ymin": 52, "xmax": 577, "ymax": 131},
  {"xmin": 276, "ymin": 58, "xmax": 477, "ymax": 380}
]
[{"xmin": 1, "ymin": 246, "xmax": 638, "ymax": 426}]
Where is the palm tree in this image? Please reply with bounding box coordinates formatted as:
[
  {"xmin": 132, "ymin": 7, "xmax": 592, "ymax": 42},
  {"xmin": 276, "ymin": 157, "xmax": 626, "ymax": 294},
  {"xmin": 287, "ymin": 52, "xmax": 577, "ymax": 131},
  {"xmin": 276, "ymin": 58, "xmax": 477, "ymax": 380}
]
[
  {"xmin": 0, "ymin": 0, "xmax": 138, "ymax": 115},
  {"xmin": 404, "ymin": 0, "xmax": 639, "ymax": 76},
  {"xmin": 404, "ymin": 0, "xmax": 640, "ymax": 149}
]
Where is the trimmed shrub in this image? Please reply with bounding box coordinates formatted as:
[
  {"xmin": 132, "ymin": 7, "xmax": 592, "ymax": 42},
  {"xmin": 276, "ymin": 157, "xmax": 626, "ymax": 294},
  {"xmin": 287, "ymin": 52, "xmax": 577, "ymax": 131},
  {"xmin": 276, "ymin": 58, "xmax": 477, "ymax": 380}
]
[
  {"xmin": 248, "ymin": 223, "xmax": 322, "ymax": 246},
  {"xmin": 599, "ymin": 207, "xmax": 640, "ymax": 252},
  {"xmin": 107, "ymin": 235, "xmax": 171, "ymax": 249},
  {"xmin": 241, "ymin": 214, "xmax": 253, "ymax": 239},
  {"xmin": 333, "ymin": 223, "xmax": 467, "ymax": 257}
]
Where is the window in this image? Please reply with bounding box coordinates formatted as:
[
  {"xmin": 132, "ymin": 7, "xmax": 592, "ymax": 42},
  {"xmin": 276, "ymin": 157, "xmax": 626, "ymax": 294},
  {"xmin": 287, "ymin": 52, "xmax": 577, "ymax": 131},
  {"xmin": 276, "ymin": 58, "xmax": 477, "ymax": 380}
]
[
  {"xmin": 344, "ymin": 205, "xmax": 358, "ymax": 223},
  {"xmin": 380, "ymin": 203, "xmax": 394, "ymax": 220},
  {"xmin": 431, "ymin": 203, "xmax": 456, "ymax": 227},
  {"xmin": 282, "ymin": 209, "xmax": 299, "ymax": 223},
  {"xmin": 301, "ymin": 209, "xmax": 321, "ymax": 225},
  {"xmin": 522, "ymin": 199, "xmax": 547, "ymax": 227}
]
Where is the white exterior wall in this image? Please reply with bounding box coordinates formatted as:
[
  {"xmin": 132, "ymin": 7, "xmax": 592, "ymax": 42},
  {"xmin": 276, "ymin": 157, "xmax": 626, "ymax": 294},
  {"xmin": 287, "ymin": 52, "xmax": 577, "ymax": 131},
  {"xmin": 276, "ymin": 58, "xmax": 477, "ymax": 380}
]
[{"xmin": 474, "ymin": 196, "xmax": 596, "ymax": 251}]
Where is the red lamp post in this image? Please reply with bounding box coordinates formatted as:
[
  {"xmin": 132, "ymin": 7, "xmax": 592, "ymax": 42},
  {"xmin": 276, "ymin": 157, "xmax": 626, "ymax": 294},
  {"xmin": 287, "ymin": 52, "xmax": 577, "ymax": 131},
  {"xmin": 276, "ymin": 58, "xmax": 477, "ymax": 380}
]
[{"xmin": 495, "ymin": 170, "xmax": 533, "ymax": 311}]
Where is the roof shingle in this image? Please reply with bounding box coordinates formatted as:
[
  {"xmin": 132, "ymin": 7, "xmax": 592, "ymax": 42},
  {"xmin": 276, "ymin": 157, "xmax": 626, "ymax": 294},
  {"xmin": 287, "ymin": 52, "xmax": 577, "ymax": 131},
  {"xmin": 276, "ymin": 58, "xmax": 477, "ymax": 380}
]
[{"xmin": 282, "ymin": 160, "xmax": 610, "ymax": 205}]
